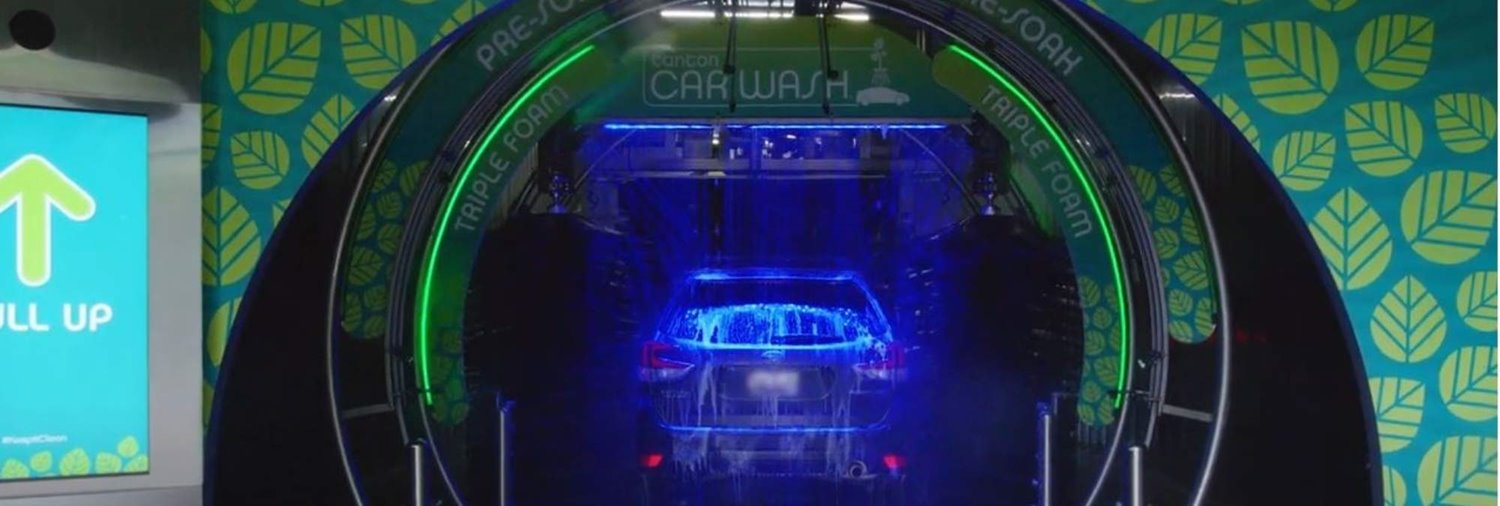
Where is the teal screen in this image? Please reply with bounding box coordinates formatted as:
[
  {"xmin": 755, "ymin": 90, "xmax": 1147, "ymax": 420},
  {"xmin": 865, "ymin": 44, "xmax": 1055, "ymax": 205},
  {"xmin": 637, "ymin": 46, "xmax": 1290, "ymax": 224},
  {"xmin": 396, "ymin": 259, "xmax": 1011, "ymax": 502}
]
[{"xmin": 0, "ymin": 104, "xmax": 150, "ymax": 480}]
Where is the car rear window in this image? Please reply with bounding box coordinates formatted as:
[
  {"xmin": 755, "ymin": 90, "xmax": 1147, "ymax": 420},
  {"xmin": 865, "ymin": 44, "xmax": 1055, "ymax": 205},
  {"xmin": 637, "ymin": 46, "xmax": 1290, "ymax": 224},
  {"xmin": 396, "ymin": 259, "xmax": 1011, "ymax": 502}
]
[{"xmin": 672, "ymin": 303, "xmax": 874, "ymax": 345}]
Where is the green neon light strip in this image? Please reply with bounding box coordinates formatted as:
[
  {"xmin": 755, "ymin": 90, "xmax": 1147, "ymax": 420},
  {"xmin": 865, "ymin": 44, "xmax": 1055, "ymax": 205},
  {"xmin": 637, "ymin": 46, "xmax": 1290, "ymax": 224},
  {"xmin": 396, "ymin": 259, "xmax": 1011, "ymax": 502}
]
[
  {"xmin": 416, "ymin": 45, "xmax": 598, "ymax": 405},
  {"xmin": 948, "ymin": 45, "xmax": 1130, "ymax": 409}
]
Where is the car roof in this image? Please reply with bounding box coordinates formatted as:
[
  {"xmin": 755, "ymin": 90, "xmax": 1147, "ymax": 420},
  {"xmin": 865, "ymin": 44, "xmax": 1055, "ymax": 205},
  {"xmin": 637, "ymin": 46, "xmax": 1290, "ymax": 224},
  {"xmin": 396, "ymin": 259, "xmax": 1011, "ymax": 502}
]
[{"xmin": 685, "ymin": 268, "xmax": 862, "ymax": 282}]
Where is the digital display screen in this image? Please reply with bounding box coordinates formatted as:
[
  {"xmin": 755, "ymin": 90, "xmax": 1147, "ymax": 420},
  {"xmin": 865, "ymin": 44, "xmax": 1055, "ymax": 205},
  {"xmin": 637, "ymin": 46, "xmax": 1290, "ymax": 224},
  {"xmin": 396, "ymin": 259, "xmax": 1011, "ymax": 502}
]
[{"xmin": 0, "ymin": 104, "xmax": 149, "ymax": 480}]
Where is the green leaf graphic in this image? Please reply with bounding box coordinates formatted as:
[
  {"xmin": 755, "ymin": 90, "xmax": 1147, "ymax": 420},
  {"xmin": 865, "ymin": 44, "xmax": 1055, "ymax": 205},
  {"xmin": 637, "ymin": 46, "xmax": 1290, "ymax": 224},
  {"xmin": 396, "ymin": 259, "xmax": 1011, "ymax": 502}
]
[
  {"xmin": 207, "ymin": 298, "xmax": 241, "ymax": 368},
  {"xmin": 434, "ymin": 0, "xmax": 488, "ymax": 46},
  {"xmin": 298, "ymin": 0, "xmax": 344, "ymax": 5},
  {"xmin": 1092, "ymin": 357, "xmax": 1118, "ymax": 392},
  {"xmin": 341, "ymin": 15, "xmax": 418, "ymax": 90},
  {"xmin": 1456, "ymin": 271, "xmax": 1497, "ymax": 332},
  {"xmin": 1129, "ymin": 165, "xmax": 1158, "ymax": 202},
  {"xmin": 1077, "ymin": 402, "xmax": 1098, "ymax": 426},
  {"xmin": 356, "ymin": 203, "xmax": 377, "ymax": 241},
  {"xmin": 1356, "ymin": 15, "xmax": 1434, "ymax": 91},
  {"xmin": 1096, "ymin": 397, "xmax": 1116, "ymax": 424},
  {"xmin": 1220, "ymin": 0, "xmax": 1259, "ymax": 4},
  {"xmin": 1145, "ymin": 14, "xmax": 1221, "ymax": 85},
  {"xmin": 117, "ymin": 436, "xmax": 139, "ymax": 458},
  {"xmin": 1181, "ymin": 210, "xmax": 1202, "ymax": 246},
  {"xmin": 1154, "ymin": 227, "xmax": 1181, "ymax": 259},
  {"xmin": 95, "ymin": 453, "xmax": 123, "ymax": 474},
  {"xmin": 1272, "ymin": 131, "xmax": 1336, "ymax": 191},
  {"xmin": 1418, "ymin": 436, "xmax": 1496, "ymax": 505},
  {"xmin": 272, "ymin": 198, "xmax": 291, "ymax": 228},
  {"xmin": 1310, "ymin": 188, "xmax": 1392, "ymax": 290},
  {"xmin": 1400, "ymin": 170, "xmax": 1496, "ymax": 264},
  {"xmin": 363, "ymin": 285, "xmax": 388, "ymax": 311},
  {"xmin": 1154, "ymin": 198, "xmax": 1182, "ymax": 224},
  {"xmin": 370, "ymin": 160, "xmax": 398, "ymax": 193},
  {"xmin": 1241, "ymin": 21, "xmax": 1339, "ymax": 115},
  {"xmin": 1159, "ymin": 164, "xmax": 1187, "ymax": 198},
  {"xmin": 1171, "ymin": 318, "xmax": 1193, "ymax": 341},
  {"xmin": 341, "ymin": 287, "xmax": 366, "ymax": 336},
  {"xmin": 1169, "ymin": 289, "xmax": 1193, "ymax": 317},
  {"xmin": 1172, "ymin": 251, "xmax": 1210, "ymax": 291},
  {"xmin": 227, "ymin": 22, "xmax": 320, "ymax": 115},
  {"xmin": 1, "ymin": 459, "xmax": 28, "ymax": 479},
  {"xmin": 361, "ymin": 314, "xmax": 386, "ymax": 339},
  {"xmin": 230, "ymin": 130, "xmax": 291, "ymax": 190},
  {"xmin": 202, "ymin": 103, "xmax": 222, "ymax": 167},
  {"xmin": 29, "ymin": 452, "xmax": 51, "ymax": 473},
  {"xmin": 1194, "ymin": 297, "xmax": 1216, "ymax": 338},
  {"xmin": 1384, "ymin": 465, "xmax": 1408, "ymax": 506},
  {"xmin": 1369, "ymin": 377, "xmax": 1425, "ymax": 452},
  {"xmin": 1346, "ymin": 101, "xmax": 1424, "ymax": 177},
  {"xmin": 201, "ymin": 28, "xmax": 212, "ymax": 75},
  {"xmin": 1438, "ymin": 346, "xmax": 1497, "ymax": 422},
  {"xmin": 302, "ymin": 94, "xmax": 357, "ymax": 168},
  {"xmin": 202, "ymin": 187, "xmax": 263, "ymax": 286},
  {"xmin": 377, "ymin": 192, "xmax": 404, "ymax": 220},
  {"xmin": 1371, "ymin": 276, "xmax": 1447, "ymax": 364},
  {"xmin": 1213, "ymin": 93, "xmax": 1261, "ymax": 152},
  {"xmin": 1090, "ymin": 307, "xmax": 1115, "ymax": 331},
  {"xmin": 348, "ymin": 246, "xmax": 383, "ymax": 286},
  {"xmin": 204, "ymin": 381, "xmax": 215, "ymax": 426},
  {"xmin": 59, "ymin": 449, "xmax": 89, "ymax": 476},
  {"xmin": 378, "ymin": 224, "xmax": 403, "ymax": 255},
  {"xmin": 1079, "ymin": 276, "xmax": 1101, "ymax": 308},
  {"xmin": 1085, "ymin": 330, "xmax": 1104, "ymax": 355},
  {"xmin": 208, "ymin": 0, "xmax": 257, "ymax": 14},
  {"xmin": 400, "ymin": 162, "xmax": 425, "ymax": 196},
  {"xmin": 123, "ymin": 456, "xmax": 149, "ymax": 473},
  {"xmin": 1310, "ymin": 0, "xmax": 1356, "ymax": 11},
  {"xmin": 1435, "ymin": 93, "xmax": 1498, "ymax": 154}
]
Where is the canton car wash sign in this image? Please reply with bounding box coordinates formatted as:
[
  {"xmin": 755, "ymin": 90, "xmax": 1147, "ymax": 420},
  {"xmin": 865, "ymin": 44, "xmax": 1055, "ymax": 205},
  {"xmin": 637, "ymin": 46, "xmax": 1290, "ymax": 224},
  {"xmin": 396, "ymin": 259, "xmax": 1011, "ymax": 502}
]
[
  {"xmin": 611, "ymin": 19, "xmax": 968, "ymax": 118},
  {"xmin": 0, "ymin": 104, "xmax": 149, "ymax": 478}
]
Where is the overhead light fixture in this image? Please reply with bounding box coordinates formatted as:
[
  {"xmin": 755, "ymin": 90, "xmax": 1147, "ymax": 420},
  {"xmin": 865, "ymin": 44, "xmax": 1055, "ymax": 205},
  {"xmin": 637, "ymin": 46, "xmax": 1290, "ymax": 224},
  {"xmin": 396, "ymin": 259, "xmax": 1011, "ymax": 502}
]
[{"xmin": 659, "ymin": 9, "xmax": 717, "ymax": 18}]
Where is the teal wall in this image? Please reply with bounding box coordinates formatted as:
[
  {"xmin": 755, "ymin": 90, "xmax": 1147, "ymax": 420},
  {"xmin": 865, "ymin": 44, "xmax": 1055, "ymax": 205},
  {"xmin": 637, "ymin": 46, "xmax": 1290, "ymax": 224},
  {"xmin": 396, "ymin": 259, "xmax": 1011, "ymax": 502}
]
[{"xmin": 201, "ymin": 0, "xmax": 1496, "ymax": 503}]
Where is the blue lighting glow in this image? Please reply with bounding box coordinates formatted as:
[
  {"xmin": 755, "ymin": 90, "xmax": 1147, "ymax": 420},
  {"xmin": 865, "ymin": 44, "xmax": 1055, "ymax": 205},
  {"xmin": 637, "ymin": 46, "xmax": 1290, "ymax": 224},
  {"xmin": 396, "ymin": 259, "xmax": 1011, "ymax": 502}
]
[
  {"xmin": 600, "ymin": 122, "xmax": 950, "ymax": 131},
  {"xmin": 662, "ymin": 269, "xmax": 893, "ymax": 350},
  {"xmin": 689, "ymin": 268, "xmax": 855, "ymax": 282},
  {"xmin": 663, "ymin": 425, "xmax": 882, "ymax": 434},
  {"xmin": 601, "ymin": 123, "xmax": 712, "ymax": 130},
  {"xmin": 671, "ymin": 303, "xmax": 879, "ymax": 349}
]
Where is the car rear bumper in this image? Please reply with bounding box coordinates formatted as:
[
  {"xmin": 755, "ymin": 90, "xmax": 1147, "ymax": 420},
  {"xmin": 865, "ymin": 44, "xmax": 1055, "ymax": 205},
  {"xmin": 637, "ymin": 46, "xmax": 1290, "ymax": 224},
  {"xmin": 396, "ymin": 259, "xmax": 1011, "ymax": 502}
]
[{"xmin": 646, "ymin": 425, "xmax": 900, "ymax": 481}]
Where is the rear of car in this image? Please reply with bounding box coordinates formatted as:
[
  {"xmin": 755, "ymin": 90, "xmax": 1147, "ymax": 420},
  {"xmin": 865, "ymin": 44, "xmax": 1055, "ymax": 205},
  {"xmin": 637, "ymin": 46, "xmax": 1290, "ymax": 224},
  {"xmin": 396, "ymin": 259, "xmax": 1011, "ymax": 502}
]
[{"xmin": 637, "ymin": 269, "xmax": 908, "ymax": 489}]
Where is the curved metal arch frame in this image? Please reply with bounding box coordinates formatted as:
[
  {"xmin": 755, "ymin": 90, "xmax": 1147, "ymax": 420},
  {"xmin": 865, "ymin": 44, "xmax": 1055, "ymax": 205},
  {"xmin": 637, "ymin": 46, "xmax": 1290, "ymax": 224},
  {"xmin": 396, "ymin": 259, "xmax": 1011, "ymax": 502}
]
[{"xmin": 315, "ymin": 0, "xmax": 1231, "ymax": 504}]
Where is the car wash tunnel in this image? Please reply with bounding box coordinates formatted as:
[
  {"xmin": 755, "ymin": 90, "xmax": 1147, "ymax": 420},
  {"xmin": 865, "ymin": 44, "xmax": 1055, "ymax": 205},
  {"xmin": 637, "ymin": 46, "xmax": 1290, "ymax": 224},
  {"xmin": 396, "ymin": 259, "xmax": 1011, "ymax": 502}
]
[{"xmin": 206, "ymin": 0, "xmax": 1379, "ymax": 504}]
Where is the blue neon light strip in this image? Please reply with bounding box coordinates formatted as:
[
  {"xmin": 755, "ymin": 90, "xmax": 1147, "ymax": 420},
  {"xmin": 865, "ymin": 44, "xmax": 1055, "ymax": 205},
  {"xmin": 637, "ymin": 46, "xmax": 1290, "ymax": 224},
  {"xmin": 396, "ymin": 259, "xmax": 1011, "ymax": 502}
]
[
  {"xmin": 663, "ymin": 425, "xmax": 880, "ymax": 434},
  {"xmin": 690, "ymin": 269, "xmax": 856, "ymax": 282},
  {"xmin": 601, "ymin": 122, "xmax": 949, "ymax": 131}
]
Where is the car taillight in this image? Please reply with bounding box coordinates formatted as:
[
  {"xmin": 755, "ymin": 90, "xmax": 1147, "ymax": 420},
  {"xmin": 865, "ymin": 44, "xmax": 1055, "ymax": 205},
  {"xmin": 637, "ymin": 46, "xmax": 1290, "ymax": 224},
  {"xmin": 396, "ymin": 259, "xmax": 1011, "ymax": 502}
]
[
  {"xmin": 639, "ymin": 341, "xmax": 693, "ymax": 382},
  {"xmin": 882, "ymin": 453, "xmax": 906, "ymax": 472},
  {"xmin": 854, "ymin": 342, "xmax": 907, "ymax": 381},
  {"xmin": 641, "ymin": 453, "xmax": 665, "ymax": 469}
]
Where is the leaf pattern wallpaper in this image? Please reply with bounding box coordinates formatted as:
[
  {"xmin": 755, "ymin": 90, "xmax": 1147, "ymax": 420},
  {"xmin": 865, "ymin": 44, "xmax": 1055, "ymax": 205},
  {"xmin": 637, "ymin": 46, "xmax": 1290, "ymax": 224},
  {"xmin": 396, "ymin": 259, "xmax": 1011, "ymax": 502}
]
[{"xmin": 200, "ymin": 0, "xmax": 1497, "ymax": 502}]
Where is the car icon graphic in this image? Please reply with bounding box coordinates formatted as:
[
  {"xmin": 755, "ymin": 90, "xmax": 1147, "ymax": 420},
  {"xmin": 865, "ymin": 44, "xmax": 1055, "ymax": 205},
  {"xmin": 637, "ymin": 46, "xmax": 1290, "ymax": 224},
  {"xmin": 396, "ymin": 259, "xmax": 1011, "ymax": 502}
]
[{"xmin": 856, "ymin": 87, "xmax": 910, "ymax": 106}]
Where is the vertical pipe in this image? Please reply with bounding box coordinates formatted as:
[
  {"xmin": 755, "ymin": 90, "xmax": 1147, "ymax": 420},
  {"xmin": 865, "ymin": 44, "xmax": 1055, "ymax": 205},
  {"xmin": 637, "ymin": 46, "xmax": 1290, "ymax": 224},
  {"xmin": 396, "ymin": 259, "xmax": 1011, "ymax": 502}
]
[
  {"xmin": 1128, "ymin": 446, "xmax": 1145, "ymax": 506},
  {"xmin": 410, "ymin": 442, "xmax": 425, "ymax": 506},
  {"xmin": 499, "ymin": 401, "xmax": 514, "ymax": 506},
  {"xmin": 1041, "ymin": 412, "xmax": 1054, "ymax": 506}
]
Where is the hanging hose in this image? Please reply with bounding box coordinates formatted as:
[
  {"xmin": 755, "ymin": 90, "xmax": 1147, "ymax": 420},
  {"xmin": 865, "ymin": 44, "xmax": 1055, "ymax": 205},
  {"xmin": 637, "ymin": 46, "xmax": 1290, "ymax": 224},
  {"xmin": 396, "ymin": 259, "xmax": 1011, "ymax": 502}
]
[
  {"xmin": 816, "ymin": 0, "xmax": 837, "ymax": 116},
  {"xmin": 723, "ymin": 0, "xmax": 740, "ymax": 113}
]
